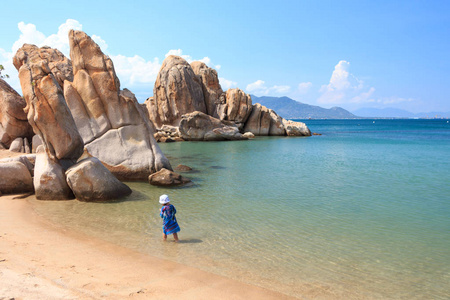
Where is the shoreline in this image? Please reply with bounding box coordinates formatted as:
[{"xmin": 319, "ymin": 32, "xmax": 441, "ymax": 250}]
[{"xmin": 0, "ymin": 194, "xmax": 294, "ymax": 299}]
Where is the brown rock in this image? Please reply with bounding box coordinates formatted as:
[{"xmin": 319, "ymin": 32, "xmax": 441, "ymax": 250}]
[
  {"xmin": 268, "ymin": 109, "xmax": 286, "ymax": 136},
  {"xmin": 13, "ymin": 44, "xmax": 83, "ymax": 161},
  {"xmin": 179, "ymin": 111, "xmax": 247, "ymax": 141},
  {"xmin": 242, "ymin": 103, "xmax": 271, "ymax": 136},
  {"xmin": 148, "ymin": 168, "xmax": 191, "ymax": 186},
  {"xmin": 0, "ymin": 79, "xmax": 33, "ymax": 148},
  {"xmin": 0, "ymin": 161, "xmax": 34, "ymax": 194},
  {"xmin": 191, "ymin": 61, "xmax": 223, "ymax": 118},
  {"xmin": 64, "ymin": 30, "xmax": 171, "ymax": 180},
  {"xmin": 217, "ymin": 88, "xmax": 252, "ymax": 129},
  {"xmin": 151, "ymin": 55, "xmax": 206, "ymax": 128},
  {"xmin": 282, "ymin": 119, "xmax": 311, "ymax": 136},
  {"xmin": 175, "ymin": 164, "xmax": 193, "ymax": 172}
]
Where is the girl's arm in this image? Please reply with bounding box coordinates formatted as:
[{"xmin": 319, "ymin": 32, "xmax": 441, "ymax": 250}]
[{"xmin": 160, "ymin": 207, "xmax": 164, "ymax": 218}]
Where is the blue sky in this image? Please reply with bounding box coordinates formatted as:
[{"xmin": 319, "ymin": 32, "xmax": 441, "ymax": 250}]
[{"xmin": 1, "ymin": 0, "xmax": 449, "ymax": 113}]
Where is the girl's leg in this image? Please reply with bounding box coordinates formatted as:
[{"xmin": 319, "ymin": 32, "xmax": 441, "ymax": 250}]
[
  {"xmin": 173, "ymin": 232, "xmax": 179, "ymax": 242},
  {"xmin": 163, "ymin": 233, "xmax": 167, "ymax": 241}
]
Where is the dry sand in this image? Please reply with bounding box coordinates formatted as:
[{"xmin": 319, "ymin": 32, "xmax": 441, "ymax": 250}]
[{"xmin": 0, "ymin": 194, "xmax": 294, "ymax": 299}]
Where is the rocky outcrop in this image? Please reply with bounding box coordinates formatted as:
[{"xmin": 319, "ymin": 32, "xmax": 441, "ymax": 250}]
[
  {"xmin": 0, "ymin": 154, "xmax": 35, "ymax": 176},
  {"xmin": 148, "ymin": 168, "xmax": 191, "ymax": 186},
  {"xmin": 179, "ymin": 111, "xmax": 247, "ymax": 141},
  {"xmin": 64, "ymin": 30, "xmax": 171, "ymax": 180},
  {"xmin": 191, "ymin": 61, "xmax": 223, "ymax": 118},
  {"xmin": 242, "ymin": 103, "xmax": 272, "ymax": 136},
  {"xmin": 8, "ymin": 137, "xmax": 32, "ymax": 153},
  {"xmin": 66, "ymin": 157, "xmax": 132, "ymax": 202},
  {"xmin": 217, "ymin": 88, "xmax": 252, "ymax": 130},
  {"xmin": 282, "ymin": 119, "xmax": 311, "ymax": 136},
  {"xmin": 150, "ymin": 56, "xmax": 206, "ymax": 128},
  {"xmin": 0, "ymin": 161, "xmax": 34, "ymax": 194},
  {"xmin": 13, "ymin": 44, "xmax": 84, "ymax": 161},
  {"xmin": 0, "ymin": 79, "xmax": 33, "ymax": 148},
  {"xmin": 34, "ymin": 153, "xmax": 74, "ymax": 200}
]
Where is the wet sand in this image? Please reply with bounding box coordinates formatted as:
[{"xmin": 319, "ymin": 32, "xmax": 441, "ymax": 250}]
[{"xmin": 0, "ymin": 194, "xmax": 293, "ymax": 299}]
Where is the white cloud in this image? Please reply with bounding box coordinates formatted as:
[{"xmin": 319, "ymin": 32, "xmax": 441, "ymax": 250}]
[
  {"xmin": 376, "ymin": 96, "xmax": 414, "ymax": 105},
  {"xmin": 246, "ymin": 80, "xmax": 291, "ymax": 95},
  {"xmin": 110, "ymin": 55, "xmax": 161, "ymax": 86},
  {"xmin": 298, "ymin": 82, "xmax": 312, "ymax": 94},
  {"xmin": 219, "ymin": 77, "xmax": 237, "ymax": 90},
  {"xmin": 318, "ymin": 60, "xmax": 373, "ymax": 105}
]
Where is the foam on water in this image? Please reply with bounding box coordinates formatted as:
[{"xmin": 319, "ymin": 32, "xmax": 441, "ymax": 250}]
[{"xmin": 30, "ymin": 119, "xmax": 450, "ymax": 299}]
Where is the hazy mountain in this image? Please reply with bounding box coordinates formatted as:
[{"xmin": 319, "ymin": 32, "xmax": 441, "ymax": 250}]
[
  {"xmin": 353, "ymin": 107, "xmax": 450, "ymax": 118},
  {"xmin": 251, "ymin": 95, "xmax": 358, "ymax": 119}
]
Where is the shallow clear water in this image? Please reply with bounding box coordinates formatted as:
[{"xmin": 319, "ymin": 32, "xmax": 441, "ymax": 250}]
[{"xmin": 31, "ymin": 119, "xmax": 450, "ymax": 299}]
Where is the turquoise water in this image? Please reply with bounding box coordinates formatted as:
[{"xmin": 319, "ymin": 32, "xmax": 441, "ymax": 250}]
[{"xmin": 30, "ymin": 119, "xmax": 450, "ymax": 299}]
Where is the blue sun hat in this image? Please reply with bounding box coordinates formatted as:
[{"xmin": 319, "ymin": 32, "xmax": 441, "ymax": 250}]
[{"xmin": 159, "ymin": 194, "xmax": 170, "ymax": 204}]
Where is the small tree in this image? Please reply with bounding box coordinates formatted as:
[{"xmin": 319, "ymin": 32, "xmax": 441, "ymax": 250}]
[{"xmin": 0, "ymin": 64, "xmax": 9, "ymax": 79}]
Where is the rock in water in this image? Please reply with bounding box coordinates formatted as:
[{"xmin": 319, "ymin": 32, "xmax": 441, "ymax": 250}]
[
  {"xmin": 217, "ymin": 88, "xmax": 253, "ymax": 130},
  {"xmin": 64, "ymin": 30, "xmax": 171, "ymax": 180},
  {"xmin": 148, "ymin": 168, "xmax": 191, "ymax": 186},
  {"xmin": 150, "ymin": 55, "xmax": 206, "ymax": 128},
  {"xmin": 191, "ymin": 61, "xmax": 223, "ymax": 118},
  {"xmin": 13, "ymin": 44, "xmax": 83, "ymax": 161},
  {"xmin": 0, "ymin": 79, "xmax": 33, "ymax": 148},
  {"xmin": 179, "ymin": 111, "xmax": 247, "ymax": 141},
  {"xmin": 0, "ymin": 161, "xmax": 34, "ymax": 194},
  {"xmin": 282, "ymin": 119, "xmax": 311, "ymax": 136},
  {"xmin": 33, "ymin": 153, "xmax": 74, "ymax": 200},
  {"xmin": 66, "ymin": 157, "xmax": 132, "ymax": 202},
  {"xmin": 243, "ymin": 103, "xmax": 272, "ymax": 136}
]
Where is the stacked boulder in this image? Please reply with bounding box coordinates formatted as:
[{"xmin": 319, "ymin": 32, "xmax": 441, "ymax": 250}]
[
  {"xmin": 64, "ymin": 30, "xmax": 171, "ymax": 180},
  {"xmin": 144, "ymin": 55, "xmax": 311, "ymax": 140},
  {"xmin": 11, "ymin": 42, "xmax": 132, "ymax": 201}
]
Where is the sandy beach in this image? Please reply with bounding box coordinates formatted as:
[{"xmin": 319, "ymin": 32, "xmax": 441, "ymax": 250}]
[{"xmin": 0, "ymin": 194, "xmax": 293, "ymax": 299}]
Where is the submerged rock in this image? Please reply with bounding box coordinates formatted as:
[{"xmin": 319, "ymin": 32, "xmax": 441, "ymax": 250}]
[
  {"xmin": 148, "ymin": 168, "xmax": 191, "ymax": 186},
  {"xmin": 66, "ymin": 157, "xmax": 132, "ymax": 202}
]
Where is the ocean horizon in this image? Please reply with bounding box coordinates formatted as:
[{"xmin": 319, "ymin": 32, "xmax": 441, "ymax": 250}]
[{"xmin": 30, "ymin": 119, "xmax": 450, "ymax": 299}]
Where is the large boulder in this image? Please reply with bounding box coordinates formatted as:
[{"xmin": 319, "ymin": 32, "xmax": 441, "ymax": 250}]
[
  {"xmin": 150, "ymin": 55, "xmax": 206, "ymax": 128},
  {"xmin": 64, "ymin": 30, "xmax": 171, "ymax": 180},
  {"xmin": 0, "ymin": 161, "xmax": 34, "ymax": 194},
  {"xmin": 242, "ymin": 103, "xmax": 272, "ymax": 136},
  {"xmin": 148, "ymin": 168, "xmax": 191, "ymax": 186},
  {"xmin": 282, "ymin": 119, "xmax": 311, "ymax": 136},
  {"xmin": 217, "ymin": 88, "xmax": 253, "ymax": 130},
  {"xmin": 33, "ymin": 153, "xmax": 74, "ymax": 200},
  {"xmin": 268, "ymin": 109, "xmax": 286, "ymax": 136},
  {"xmin": 179, "ymin": 111, "xmax": 247, "ymax": 141},
  {"xmin": 13, "ymin": 44, "xmax": 83, "ymax": 161},
  {"xmin": 191, "ymin": 61, "xmax": 223, "ymax": 118},
  {"xmin": 66, "ymin": 157, "xmax": 132, "ymax": 202},
  {"xmin": 0, "ymin": 154, "xmax": 35, "ymax": 176},
  {"xmin": 0, "ymin": 79, "xmax": 33, "ymax": 148}
]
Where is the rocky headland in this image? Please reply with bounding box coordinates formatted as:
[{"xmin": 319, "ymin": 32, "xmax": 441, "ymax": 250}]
[{"xmin": 0, "ymin": 28, "xmax": 311, "ymax": 201}]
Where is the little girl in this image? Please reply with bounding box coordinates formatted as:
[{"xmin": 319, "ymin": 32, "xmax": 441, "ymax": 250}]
[{"xmin": 159, "ymin": 194, "xmax": 180, "ymax": 242}]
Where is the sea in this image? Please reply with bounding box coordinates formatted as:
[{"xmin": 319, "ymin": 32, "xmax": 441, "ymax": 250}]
[{"xmin": 30, "ymin": 119, "xmax": 450, "ymax": 299}]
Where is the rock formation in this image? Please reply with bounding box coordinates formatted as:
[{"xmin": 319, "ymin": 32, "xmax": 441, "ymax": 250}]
[
  {"xmin": 66, "ymin": 157, "xmax": 132, "ymax": 201},
  {"xmin": 34, "ymin": 152, "xmax": 74, "ymax": 200},
  {"xmin": 0, "ymin": 161, "xmax": 34, "ymax": 194},
  {"xmin": 217, "ymin": 88, "xmax": 253, "ymax": 130},
  {"xmin": 13, "ymin": 44, "xmax": 84, "ymax": 161},
  {"xmin": 150, "ymin": 55, "xmax": 206, "ymax": 128},
  {"xmin": 242, "ymin": 103, "xmax": 272, "ymax": 136},
  {"xmin": 0, "ymin": 79, "xmax": 33, "ymax": 148},
  {"xmin": 191, "ymin": 61, "xmax": 223, "ymax": 118},
  {"xmin": 282, "ymin": 119, "xmax": 311, "ymax": 136},
  {"xmin": 64, "ymin": 30, "xmax": 171, "ymax": 180},
  {"xmin": 148, "ymin": 168, "xmax": 191, "ymax": 186},
  {"xmin": 179, "ymin": 111, "xmax": 247, "ymax": 141}
]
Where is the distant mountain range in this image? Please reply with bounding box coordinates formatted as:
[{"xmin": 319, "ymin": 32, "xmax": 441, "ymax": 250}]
[
  {"xmin": 352, "ymin": 107, "xmax": 450, "ymax": 118},
  {"xmin": 251, "ymin": 95, "xmax": 358, "ymax": 119},
  {"xmin": 251, "ymin": 95, "xmax": 450, "ymax": 119}
]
